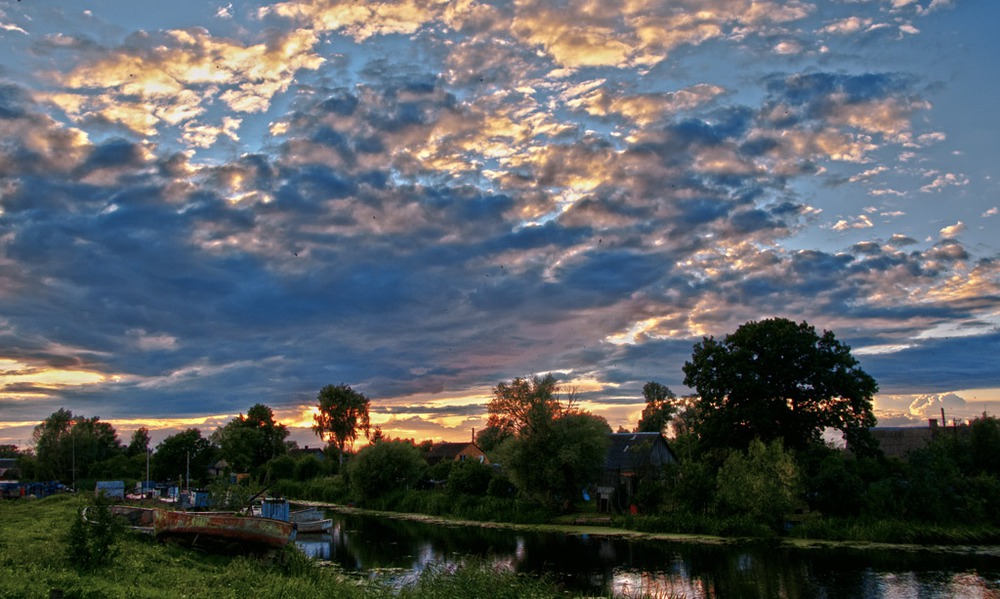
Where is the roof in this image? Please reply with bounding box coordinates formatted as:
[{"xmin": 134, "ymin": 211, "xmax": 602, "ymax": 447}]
[
  {"xmin": 425, "ymin": 442, "xmax": 485, "ymax": 464},
  {"xmin": 0, "ymin": 458, "xmax": 16, "ymax": 469},
  {"xmin": 605, "ymin": 432, "xmax": 678, "ymax": 472}
]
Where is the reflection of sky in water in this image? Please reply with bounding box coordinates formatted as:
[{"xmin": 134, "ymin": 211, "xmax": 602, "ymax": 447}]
[
  {"xmin": 611, "ymin": 570, "xmax": 706, "ymax": 599},
  {"xmin": 295, "ymin": 534, "xmax": 331, "ymax": 560},
  {"xmin": 296, "ymin": 511, "xmax": 1000, "ymax": 597}
]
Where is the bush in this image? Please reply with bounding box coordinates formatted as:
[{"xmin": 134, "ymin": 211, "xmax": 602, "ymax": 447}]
[
  {"xmin": 66, "ymin": 493, "xmax": 121, "ymax": 571},
  {"xmin": 715, "ymin": 439, "xmax": 801, "ymax": 532},
  {"xmin": 447, "ymin": 459, "xmax": 492, "ymax": 496},
  {"xmin": 348, "ymin": 441, "xmax": 427, "ymax": 501},
  {"xmin": 294, "ymin": 455, "xmax": 323, "ymax": 481}
]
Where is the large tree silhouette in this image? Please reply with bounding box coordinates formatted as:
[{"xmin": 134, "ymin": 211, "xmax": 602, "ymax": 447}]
[{"xmin": 682, "ymin": 318, "xmax": 878, "ymax": 452}]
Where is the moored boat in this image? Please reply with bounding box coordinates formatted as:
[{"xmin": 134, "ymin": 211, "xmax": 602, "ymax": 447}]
[
  {"xmin": 289, "ymin": 506, "xmax": 333, "ymax": 532},
  {"xmin": 153, "ymin": 509, "xmax": 296, "ymax": 549},
  {"xmin": 94, "ymin": 505, "xmax": 296, "ymax": 550},
  {"xmin": 295, "ymin": 518, "xmax": 333, "ymax": 533}
]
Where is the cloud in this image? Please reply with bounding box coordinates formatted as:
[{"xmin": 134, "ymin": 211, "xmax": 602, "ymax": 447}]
[
  {"xmin": 47, "ymin": 27, "xmax": 324, "ymax": 141},
  {"xmin": 832, "ymin": 215, "xmax": 874, "ymax": 231},
  {"xmin": 920, "ymin": 171, "xmax": 969, "ymax": 192},
  {"xmin": 908, "ymin": 392, "xmax": 965, "ymax": 417},
  {"xmin": 818, "ymin": 17, "xmax": 875, "ymax": 35},
  {"xmin": 939, "ymin": 221, "xmax": 965, "ymax": 239},
  {"xmin": 0, "ymin": 0, "xmax": 996, "ymax": 446}
]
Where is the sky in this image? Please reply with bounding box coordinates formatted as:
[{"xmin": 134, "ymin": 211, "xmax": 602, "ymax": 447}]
[{"xmin": 1, "ymin": 0, "xmax": 998, "ymax": 450}]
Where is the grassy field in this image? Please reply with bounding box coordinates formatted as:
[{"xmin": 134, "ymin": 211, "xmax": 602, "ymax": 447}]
[{"xmin": 0, "ymin": 494, "xmax": 565, "ymax": 599}]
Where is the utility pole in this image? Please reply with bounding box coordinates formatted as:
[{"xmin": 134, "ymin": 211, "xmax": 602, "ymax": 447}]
[{"xmin": 186, "ymin": 451, "xmax": 190, "ymax": 491}]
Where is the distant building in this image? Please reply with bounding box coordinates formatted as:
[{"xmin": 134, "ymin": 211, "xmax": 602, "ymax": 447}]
[
  {"xmin": 868, "ymin": 418, "xmax": 971, "ymax": 460},
  {"xmin": 290, "ymin": 445, "xmax": 326, "ymax": 461},
  {"xmin": 0, "ymin": 458, "xmax": 16, "ymax": 479},
  {"xmin": 207, "ymin": 459, "xmax": 228, "ymax": 477},
  {"xmin": 95, "ymin": 480, "xmax": 125, "ymax": 500},
  {"xmin": 425, "ymin": 442, "xmax": 489, "ymax": 465},
  {"xmin": 599, "ymin": 432, "xmax": 679, "ymax": 512}
]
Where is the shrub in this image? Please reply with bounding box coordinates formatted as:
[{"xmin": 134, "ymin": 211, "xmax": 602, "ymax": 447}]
[
  {"xmin": 66, "ymin": 493, "xmax": 121, "ymax": 571},
  {"xmin": 294, "ymin": 455, "xmax": 323, "ymax": 481},
  {"xmin": 447, "ymin": 459, "xmax": 492, "ymax": 496},
  {"xmin": 348, "ymin": 440, "xmax": 427, "ymax": 501}
]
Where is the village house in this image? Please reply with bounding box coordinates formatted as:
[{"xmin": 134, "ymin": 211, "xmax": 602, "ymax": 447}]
[
  {"xmin": 425, "ymin": 442, "xmax": 489, "ymax": 466},
  {"xmin": 290, "ymin": 445, "xmax": 327, "ymax": 461},
  {"xmin": 599, "ymin": 432, "xmax": 679, "ymax": 512}
]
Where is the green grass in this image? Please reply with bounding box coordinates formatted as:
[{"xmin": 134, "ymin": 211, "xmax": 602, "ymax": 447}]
[
  {"xmin": 0, "ymin": 494, "xmax": 573, "ymax": 599},
  {"xmin": 786, "ymin": 517, "xmax": 1000, "ymax": 545}
]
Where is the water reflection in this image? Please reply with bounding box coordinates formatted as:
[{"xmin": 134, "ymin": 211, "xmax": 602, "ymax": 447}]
[{"xmin": 296, "ymin": 510, "xmax": 1000, "ymax": 598}]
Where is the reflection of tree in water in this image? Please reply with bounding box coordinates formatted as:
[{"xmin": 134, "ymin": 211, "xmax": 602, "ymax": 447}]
[
  {"xmin": 309, "ymin": 512, "xmax": 1000, "ymax": 597},
  {"xmin": 328, "ymin": 513, "xmax": 519, "ymax": 572}
]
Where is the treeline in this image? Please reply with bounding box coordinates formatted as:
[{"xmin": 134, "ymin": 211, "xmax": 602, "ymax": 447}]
[
  {"xmin": 5, "ymin": 317, "xmax": 999, "ymax": 544},
  {"xmin": 3, "ymin": 403, "xmax": 331, "ymax": 493}
]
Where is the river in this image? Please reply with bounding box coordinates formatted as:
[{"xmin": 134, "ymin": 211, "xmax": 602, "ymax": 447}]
[{"xmin": 295, "ymin": 510, "xmax": 1000, "ymax": 597}]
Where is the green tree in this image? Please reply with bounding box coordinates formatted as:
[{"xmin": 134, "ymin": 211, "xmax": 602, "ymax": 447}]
[
  {"xmin": 214, "ymin": 403, "xmax": 289, "ymax": 473},
  {"xmin": 499, "ymin": 411, "xmax": 611, "ymax": 510},
  {"xmin": 682, "ymin": 318, "xmax": 878, "ymax": 451},
  {"xmin": 715, "ymin": 439, "xmax": 801, "ymax": 531},
  {"xmin": 125, "ymin": 427, "xmax": 151, "ymax": 458},
  {"xmin": 486, "ymin": 375, "xmax": 609, "ymax": 510},
  {"xmin": 32, "ymin": 409, "xmax": 122, "ymax": 484},
  {"xmin": 969, "ymin": 414, "xmax": 1000, "ymax": 476},
  {"xmin": 31, "ymin": 408, "xmax": 74, "ymax": 481},
  {"xmin": 151, "ymin": 429, "xmax": 215, "ymax": 485},
  {"xmin": 474, "ymin": 424, "xmax": 512, "ymax": 454},
  {"xmin": 636, "ymin": 381, "xmax": 677, "ymax": 434},
  {"xmin": 313, "ymin": 384, "xmax": 371, "ymax": 466},
  {"xmin": 347, "ymin": 439, "xmax": 426, "ymax": 501},
  {"xmin": 486, "ymin": 374, "xmax": 562, "ymax": 436}
]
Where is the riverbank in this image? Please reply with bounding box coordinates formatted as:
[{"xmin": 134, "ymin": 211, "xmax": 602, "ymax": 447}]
[
  {"xmin": 0, "ymin": 494, "xmax": 570, "ymax": 598},
  {"xmin": 295, "ymin": 499, "xmax": 1000, "ymax": 558}
]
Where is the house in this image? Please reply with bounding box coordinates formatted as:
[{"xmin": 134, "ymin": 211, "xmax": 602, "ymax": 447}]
[
  {"xmin": 599, "ymin": 432, "xmax": 679, "ymax": 512},
  {"xmin": 207, "ymin": 459, "xmax": 228, "ymax": 477},
  {"xmin": 425, "ymin": 442, "xmax": 489, "ymax": 466},
  {"xmin": 289, "ymin": 445, "xmax": 326, "ymax": 461}
]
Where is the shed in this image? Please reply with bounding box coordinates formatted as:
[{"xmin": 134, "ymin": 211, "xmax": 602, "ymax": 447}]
[
  {"xmin": 599, "ymin": 432, "xmax": 678, "ymax": 513},
  {"xmin": 604, "ymin": 432, "xmax": 678, "ymax": 474},
  {"xmin": 95, "ymin": 480, "xmax": 125, "ymax": 500}
]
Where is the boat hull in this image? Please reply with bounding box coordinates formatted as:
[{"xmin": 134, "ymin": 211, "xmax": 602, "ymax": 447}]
[
  {"xmin": 101, "ymin": 506, "xmax": 295, "ymax": 550},
  {"xmin": 295, "ymin": 518, "xmax": 333, "ymax": 533},
  {"xmin": 153, "ymin": 510, "xmax": 296, "ymax": 549}
]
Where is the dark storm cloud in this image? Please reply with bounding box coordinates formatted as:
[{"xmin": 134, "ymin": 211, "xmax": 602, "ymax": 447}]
[
  {"xmin": 764, "ymin": 72, "xmax": 914, "ymax": 118},
  {"xmin": 861, "ymin": 332, "xmax": 1000, "ymax": 394}
]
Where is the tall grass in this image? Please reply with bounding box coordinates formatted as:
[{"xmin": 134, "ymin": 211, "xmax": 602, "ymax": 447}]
[
  {"xmin": 0, "ymin": 494, "xmax": 573, "ymax": 598},
  {"xmin": 787, "ymin": 517, "xmax": 1000, "ymax": 545}
]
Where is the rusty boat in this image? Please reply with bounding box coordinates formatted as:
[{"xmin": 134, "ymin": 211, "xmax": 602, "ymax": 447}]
[{"xmin": 102, "ymin": 505, "xmax": 296, "ymax": 551}]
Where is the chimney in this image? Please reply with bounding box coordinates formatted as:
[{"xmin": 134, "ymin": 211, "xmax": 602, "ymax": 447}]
[
  {"xmin": 929, "ymin": 419, "xmax": 938, "ymax": 428},
  {"xmin": 471, "ymin": 428, "xmax": 475, "ymax": 444}
]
